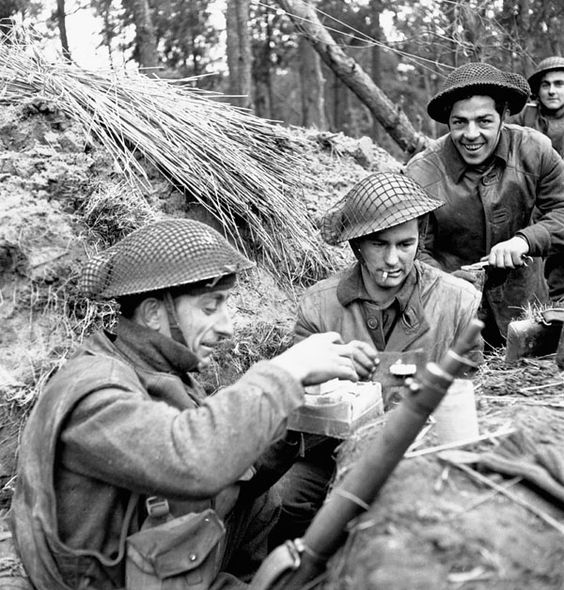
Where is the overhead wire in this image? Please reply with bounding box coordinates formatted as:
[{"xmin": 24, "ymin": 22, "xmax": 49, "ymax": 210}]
[{"xmin": 259, "ymin": 0, "xmax": 536, "ymax": 78}]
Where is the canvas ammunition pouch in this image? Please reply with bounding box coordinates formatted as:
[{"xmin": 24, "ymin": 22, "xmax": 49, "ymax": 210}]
[{"xmin": 126, "ymin": 497, "xmax": 226, "ymax": 590}]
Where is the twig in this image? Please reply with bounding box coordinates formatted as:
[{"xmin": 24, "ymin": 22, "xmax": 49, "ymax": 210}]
[
  {"xmin": 482, "ymin": 396, "xmax": 564, "ymax": 408},
  {"xmin": 519, "ymin": 381, "xmax": 564, "ymax": 392},
  {"xmin": 406, "ymin": 421, "xmax": 434, "ymax": 453},
  {"xmin": 446, "ymin": 476, "xmax": 523, "ymax": 517},
  {"xmin": 405, "ymin": 428, "xmax": 516, "ymax": 459},
  {"xmin": 444, "ymin": 461, "xmax": 564, "ymax": 536},
  {"xmin": 521, "ymin": 401, "xmax": 564, "ymax": 408}
]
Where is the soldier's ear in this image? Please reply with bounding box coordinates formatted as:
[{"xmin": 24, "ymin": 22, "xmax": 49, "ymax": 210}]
[
  {"xmin": 133, "ymin": 297, "xmax": 166, "ymax": 332},
  {"xmin": 349, "ymin": 239, "xmax": 365, "ymax": 265}
]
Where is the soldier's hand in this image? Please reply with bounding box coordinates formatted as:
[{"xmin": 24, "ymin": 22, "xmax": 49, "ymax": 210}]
[
  {"xmin": 451, "ymin": 269, "xmax": 482, "ymax": 286},
  {"xmin": 347, "ymin": 339, "xmax": 379, "ymax": 379},
  {"xmin": 271, "ymin": 332, "xmax": 370, "ymax": 386},
  {"xmin": 483, "ymin": 236, "xmax": 529, "ymax": 269}
]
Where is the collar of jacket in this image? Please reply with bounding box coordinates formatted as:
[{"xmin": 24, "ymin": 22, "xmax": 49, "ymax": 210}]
[
  {"xmin": 336, "ymin": 261, "xmax": 417, "ymax": 315},
  {"xmin": 111, "ymin": 316, "xmax": 201, "ymax": 379},
  {"xmin": 537, "ymin": 100, "xmax": 564, "ymax": 120},
  {"xmin": 444, "ymin": 127, "xmax": 510, "ymax": 183},
  {"xmin": 337, "ymin": 262, "xmax": 430, "ymax": 347}
]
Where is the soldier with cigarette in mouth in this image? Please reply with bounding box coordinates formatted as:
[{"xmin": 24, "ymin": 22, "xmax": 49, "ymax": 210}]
[{"xmin": 269, "ymin": 171, "xmax": 483, "ymax": 548}]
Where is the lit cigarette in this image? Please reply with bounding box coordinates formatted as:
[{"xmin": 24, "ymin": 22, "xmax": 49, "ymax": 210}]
[{"xmin": 381, "ymin": 271, "xmax": 389, "ymax": 280}]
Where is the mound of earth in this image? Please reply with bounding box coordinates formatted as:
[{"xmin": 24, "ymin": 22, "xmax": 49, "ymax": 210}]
[
  {"xmin": 0, "ymin": 98, "xmax": 399, "ymax": 507},
  {"xmin": 323, "ymin": 356, "xmax": 564, "ymax": 589}
]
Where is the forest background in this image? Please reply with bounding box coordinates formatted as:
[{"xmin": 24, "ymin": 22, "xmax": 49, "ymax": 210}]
[{"xmin": 3, "ymin": 0, "xmax": 564, "ymax": 162}]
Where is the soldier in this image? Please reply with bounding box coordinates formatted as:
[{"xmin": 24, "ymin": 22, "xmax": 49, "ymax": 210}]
[
  {"xmin": 405, "ymin": 62, "xmax": 564, "ymax": 347},
  {"xmin": 269, "ymin": 172, "xmax": 482, "ymax": 548},
  {"xmin": 510, "ymin": 56, "xmax": 564, "ymax": 301},
  {"xmin": 512, "ymin": 56, "xmax": 564, "ymax": 156},
  {"xmin": 11, "ymin": 219, "xmax": 374, "ymax": 590}
]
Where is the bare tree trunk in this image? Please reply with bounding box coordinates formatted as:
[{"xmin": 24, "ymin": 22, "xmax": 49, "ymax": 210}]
[
  {"xmin": 254, "ymin": 79, "xmax": 271, "ymax": 118},
  {"xmin": 129, "ymin": 0, "xmax": 159, "ymax": 69},
  {"xmin": 299, "ymin": 36, "xmax": 327, "ymax": 129},
  {"xmin": 545, "ymin": 0, "xmax": 563, "ymax": 56},
  {"xmin": 445, "ymin": 1, "xmax": 458, "ymax": 67},
  {"xmin": 226, "ymin": 0, "xmax": 253, "ymax": 110},
  {"xmin": 56, "ymin": 0, "xmax": 71, "ymax": 63},
  {"xmin": 330, "ymin": 73, "xmax": 349, "ymax": 132},
  {"xmin": 370, "ymin": 0, "xmax": 382, "ymax": 141},
  {"xmin": 279, "ymin": 0, "xmax": 428, "ymax": 154},
  {"xmin": 252, "ymin": 11, "xmax": 273, "ymax": 118},
  {"xmin": 517, "ymin": 0, "xmax": 535, "ymax": 75},
  {"xmin": 422, "ymin": 68, "xmax": 438, "ymax": 138},
  {"xmin": 99, "ymin": 0, "xmax": 115, "ymax": 68}
]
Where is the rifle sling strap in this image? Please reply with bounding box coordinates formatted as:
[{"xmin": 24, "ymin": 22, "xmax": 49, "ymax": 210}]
[{"xmin": 333, "ymin": 488, "xmax": 371, "ymax": 511}]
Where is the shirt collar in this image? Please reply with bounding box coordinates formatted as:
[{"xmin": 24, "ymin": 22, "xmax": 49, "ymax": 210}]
[
  {"xmin": 444, "ymin": 126, "xmax": 509, "ymax": 183},
  {"xmin": 337, "ymin": 262, "xmax": 417, "ymax": 312},
  {"xmin": 539, "ymin": 102, "xmax": 564, "ymax": 119}
]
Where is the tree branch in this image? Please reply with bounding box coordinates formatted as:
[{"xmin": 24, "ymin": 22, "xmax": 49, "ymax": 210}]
[{"xmin": 278, "ymin": 0, "xmax": 429, "ymax": 155}]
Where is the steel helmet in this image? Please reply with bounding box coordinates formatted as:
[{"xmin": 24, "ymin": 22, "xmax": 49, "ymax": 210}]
[
  {"xmin": 80, "ymin": 218, "xmax": 254, "ymax": 298},
  {"xmin": 427, "ymin": 62, "xmax": 530, "ymax": 124},
  {"xmin": 320, "ymin": 172, "xmax": 442, "ymax": 245},
  {"xmin": 528, "ymin": 56, "xmax": 564, "ymax": 97}
]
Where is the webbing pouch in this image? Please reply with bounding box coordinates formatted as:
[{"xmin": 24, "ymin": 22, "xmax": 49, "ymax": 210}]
[{"xmin": 126, "ymin": 508, "xmax": 225, "ymax": 590}]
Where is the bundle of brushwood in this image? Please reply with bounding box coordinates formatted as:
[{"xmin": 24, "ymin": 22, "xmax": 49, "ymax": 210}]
[{"xmin": 0, "ymin": 30, "xmax": 333, "ymax": 285}]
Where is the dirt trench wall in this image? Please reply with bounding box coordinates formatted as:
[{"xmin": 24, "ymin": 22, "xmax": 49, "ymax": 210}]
[
  {"xmin": 0, "ymin": 100, "xmax": 400, "ymax": 507},
  {"xmin": 321, "ymin": 382, "xmax": 564, "ymax": 590}
]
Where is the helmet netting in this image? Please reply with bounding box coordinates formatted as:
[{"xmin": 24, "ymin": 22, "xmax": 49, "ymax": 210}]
[
  {"xmin": 321, "ymin": 173, "xmax": 442, "ymax": 245},
  {"xmin": 80, "ymin": 218, "xmax": 254, "ymax": 298}
]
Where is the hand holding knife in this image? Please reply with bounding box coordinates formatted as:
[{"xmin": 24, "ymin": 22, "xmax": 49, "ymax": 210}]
[{"xmin": 461, "ymin": 254, "xmax": 533, "ymax": 271}]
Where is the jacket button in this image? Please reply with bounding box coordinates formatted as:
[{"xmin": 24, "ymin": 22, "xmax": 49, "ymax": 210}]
[
  {"xmin": 189, "ymin": 553, "xmax": 198, "ymax": 561},
  {"xmin": 367, "ymin": 318, "xmax": 379, "ymax": 329},
  {"xmin": 482, "ymin": 174, "xmax": 497, "ymax": 185}
]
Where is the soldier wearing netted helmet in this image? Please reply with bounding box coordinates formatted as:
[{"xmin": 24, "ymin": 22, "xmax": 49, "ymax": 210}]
[
  {"xmin": 268, "ymin": 171, "xmax": 482, "ymax": 548},
  {"xmin": 11, "ymin": 218, "xmax": 370, "ymax": 590},
  {"xmin": 509, "ymin": 56, "xmax": 564, "ymax": 301},
  {"xmin": 405, "ymin": 61, "xmax": 564, "ymax": 347}
]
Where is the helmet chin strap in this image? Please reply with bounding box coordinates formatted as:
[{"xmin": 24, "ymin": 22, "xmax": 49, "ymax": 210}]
[
  {"xmin": 163, "ymin": 291, "xmax": 189, "ymax": 348},
  {"xmin": 349, "ymin": 241, "xmax": 364, "ymax": 265}
]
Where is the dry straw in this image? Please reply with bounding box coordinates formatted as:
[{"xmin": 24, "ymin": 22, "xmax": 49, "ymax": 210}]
[{"xmin": 0, "ymin": 30, "xmax": 335, "ymax": 284}]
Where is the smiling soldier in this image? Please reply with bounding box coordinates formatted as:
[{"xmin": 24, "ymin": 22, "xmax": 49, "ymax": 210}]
[
  {"xmin": 268, "ymin": 172, "xmax": 482, "ymax": 548},
  {"xmin": 405, "ymin": 62, "xmax": 564, "ymax": 347}
]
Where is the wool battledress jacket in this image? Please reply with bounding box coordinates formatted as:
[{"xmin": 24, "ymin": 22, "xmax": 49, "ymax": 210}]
[
  {"xmin": 268, "ymin": 261, "xmax": 481, "ymax": 549},
  {"xmin": 405, "ymin": 124, "xmax": 564, "ymax": 336},
  {"xmin": 295, "ymin": 260, "xmax": 482, "ymax": 364},
  {"xmin": 509, "ymin": 104, "xmax": 564, "ymax": 301},
  {"xmin": 510, "ymin": 103, "xmax": 564, "ymax": 157},
  {"xmin": 12, "ymin": 318, "xmax": 304, "ymax": 590}
]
